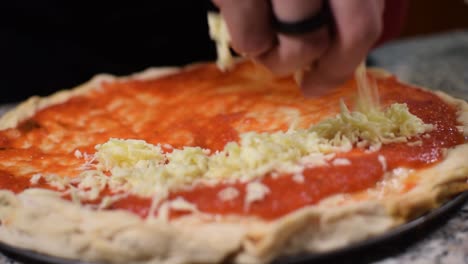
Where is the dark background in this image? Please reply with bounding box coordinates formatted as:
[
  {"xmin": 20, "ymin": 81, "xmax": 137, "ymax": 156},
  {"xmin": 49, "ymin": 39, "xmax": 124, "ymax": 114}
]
[
  {"xmin": 1, "ymin": 0, "xmax": 467, "ymax": 104},
  {"xmin": 0, "ymin": 1, "xmax": 217, "ymax": 103}
]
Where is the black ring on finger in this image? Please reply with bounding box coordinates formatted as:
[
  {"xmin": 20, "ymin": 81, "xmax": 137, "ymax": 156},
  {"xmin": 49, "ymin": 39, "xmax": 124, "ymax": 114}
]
[{"xmin": 273, "ymin": 1, "xmax": 332, "ymax": 35}]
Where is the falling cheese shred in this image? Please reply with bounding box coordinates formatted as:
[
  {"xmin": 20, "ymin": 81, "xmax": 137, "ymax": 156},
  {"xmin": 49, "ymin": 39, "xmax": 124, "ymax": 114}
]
[
  {"xmin": 355, "ymin": 62, "xmax": 380, "ymax": 113},
  {"xmin": 208, "ymin": 12, "xmax": 234, "ymax": 71}
]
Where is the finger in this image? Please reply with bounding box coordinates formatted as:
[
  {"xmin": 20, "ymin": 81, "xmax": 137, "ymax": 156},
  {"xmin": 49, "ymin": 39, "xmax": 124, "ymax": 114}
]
[
  {"xmin": 301, "ymin": 0, "xmax": 384, "ymax": 96},
  {"xmin": 255, "ymin": 0, "xmax": 330, "ymax": 76},
  {"xmin": 272, "ymin": 0, "xmax": 323, "ymax": 22},
  {"xmin": 256, "ymin": 27, "xmax": 330, "ymax": 76},
  {"xmin": 212, "ymin": 0, "xmax": 275, "ymax": 57}
]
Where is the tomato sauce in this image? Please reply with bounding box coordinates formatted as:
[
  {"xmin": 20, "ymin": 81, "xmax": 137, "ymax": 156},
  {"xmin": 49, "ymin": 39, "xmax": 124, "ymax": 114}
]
[
  {"xmin": 0, "ymin": 171, "xmax": 30, "ymax": 193},
  {"xmin": 0, "ymin": 62, "xmax": 464, "ymax": 220}
]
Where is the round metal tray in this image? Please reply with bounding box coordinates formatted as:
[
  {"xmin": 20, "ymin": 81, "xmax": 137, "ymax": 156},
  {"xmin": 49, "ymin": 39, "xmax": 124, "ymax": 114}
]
[{"xmin": 1, "ymin": 192, "xmax": 467, "ymax": 264}]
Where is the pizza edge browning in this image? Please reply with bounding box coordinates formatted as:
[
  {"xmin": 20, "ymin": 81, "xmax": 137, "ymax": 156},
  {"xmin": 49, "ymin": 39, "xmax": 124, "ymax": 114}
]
[{"xmin": 0, "ymin": 64, "xmax": 467, "ymax": 264}]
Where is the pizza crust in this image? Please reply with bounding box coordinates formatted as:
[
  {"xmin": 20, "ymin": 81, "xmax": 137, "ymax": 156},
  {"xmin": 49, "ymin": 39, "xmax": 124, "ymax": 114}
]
[
  {"xmin": 0, "ymin": 66, "xmax": 178, "ymax": 130},
  {"xmin": 0, "ymin": 189, "xmax": 246, "ymax": 264},
  {"xmin": 0, "ymin": 74, "xmax": 111, "ymax": 130},
  {"xmin": 0, "ymin": 65, "xmax": 467, "ymax": 264},
  {"xmin": 0, "ymin": 189, "xmax": 401, "ymax": 264}
]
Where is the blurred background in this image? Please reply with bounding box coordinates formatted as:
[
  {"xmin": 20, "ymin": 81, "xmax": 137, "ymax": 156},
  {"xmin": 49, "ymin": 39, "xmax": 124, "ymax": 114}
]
[
  {"xmin": 1, "ymin": 0, "xmax": 467, "ymax": 103},
  {"xmin": 399, "ymin": 0, "xmax": 468, "ymax": 38}
]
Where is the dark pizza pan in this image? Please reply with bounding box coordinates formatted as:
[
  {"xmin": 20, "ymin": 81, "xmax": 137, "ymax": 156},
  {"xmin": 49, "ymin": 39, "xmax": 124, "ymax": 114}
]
[{"xmin": 0, "ymin": 192, "xmax": 467, "ymax": 264}]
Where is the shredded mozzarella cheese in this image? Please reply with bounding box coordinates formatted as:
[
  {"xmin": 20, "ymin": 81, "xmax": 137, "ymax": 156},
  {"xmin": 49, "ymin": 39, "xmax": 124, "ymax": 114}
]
[
  {"xmin": 245, "ymin": 182, "xmax": 270, "ymax": 208},
  {"xmin": 42, "ymin": 101, "xmax": 432, "ymax": 203},
  {"xmin": 218, "ymin": 187, "xmax": 240, "ymax": 201},
  {"xmin": 292, "ymin": 173, "xmax": 305, "ymax": 183},
  {"xmin": 208, "ymin": 12, "xmax": 234, "ymax": 71},
  {"xmin": 29, "ymin": 173, "xmax": 42, "ymax": 185},
  {"xmin": 74, "ymin": 149, "xmax": 83, "ymax": 159},
  {"xmin": 332, "ymin": 158, "xmax": 351, "ymax": 166},
  {"xmin": 378, "ymin": 155, "xmax": 387, "ymax": 171}
]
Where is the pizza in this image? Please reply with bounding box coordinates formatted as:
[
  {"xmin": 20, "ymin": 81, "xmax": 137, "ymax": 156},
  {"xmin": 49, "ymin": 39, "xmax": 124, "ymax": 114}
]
[{"xmin": 0, "ymin": 59, "xmax": 467, "ymax": 264}]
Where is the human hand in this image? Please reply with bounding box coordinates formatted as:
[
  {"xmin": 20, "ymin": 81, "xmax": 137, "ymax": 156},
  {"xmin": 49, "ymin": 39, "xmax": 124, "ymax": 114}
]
[{"xmin": 211, "ymin": 0, "xmax": 385, "ymax": 96}]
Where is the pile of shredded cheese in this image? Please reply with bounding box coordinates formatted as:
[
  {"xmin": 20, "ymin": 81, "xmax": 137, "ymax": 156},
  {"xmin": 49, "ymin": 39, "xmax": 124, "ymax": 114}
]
[{"xmin": 36, "ymin": 103, "xmax": 432, "ymax": 206}]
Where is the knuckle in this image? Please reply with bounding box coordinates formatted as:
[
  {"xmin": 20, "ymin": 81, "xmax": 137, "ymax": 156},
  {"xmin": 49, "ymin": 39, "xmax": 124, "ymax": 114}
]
[
  {"xmin": 211, "ymin": 0, "xmax": 222, "ymax": 7},
  {"xmin": 256, "ymin": 54, "xmax": 290, "ymax": 76},
  {"xmin": 232, "ymin": 36, "xmax": 273, "ymax": 56},
  {"xmin": 341, "ymin": 20, "xmax": 382, "ymax": 51},
  {"xmin": 303, "ymin": 29, "xmax": 331, "ymax": 53},
  {"xmin": 211, "ymin": 0, "xmax": 233, "ymax": 8},
  {"xmin": 214, "ymin": 0, "xmax": 253, "ymax": 10},
  {"xmin": 365, "ymin": 21, "xmax": 383, "ymax": 42},
  {"xmin": 284, "ymin": 31, "xmax": 330, "ymax": 61}
]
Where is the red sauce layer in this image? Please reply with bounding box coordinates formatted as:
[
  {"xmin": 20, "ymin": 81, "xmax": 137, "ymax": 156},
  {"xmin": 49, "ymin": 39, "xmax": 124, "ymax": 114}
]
[{"xmin": 0, "ymin": 62, "xmax": 464, "ymax": 220}]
